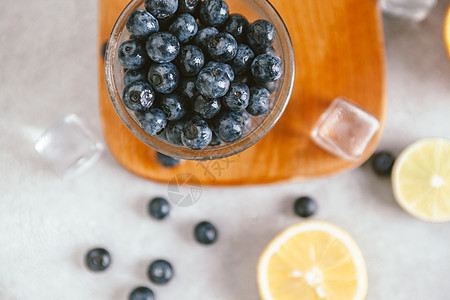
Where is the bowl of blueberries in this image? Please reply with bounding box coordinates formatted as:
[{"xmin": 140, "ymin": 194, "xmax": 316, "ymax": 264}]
[{"xmin": 105, "ymin": 0, "xmax": 295, "ymax": 160}]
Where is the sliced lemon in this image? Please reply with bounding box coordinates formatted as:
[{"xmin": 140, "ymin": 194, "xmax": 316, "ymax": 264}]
[
  {"xmin": 257, "ymin": 221, "xmax": 367, "ymax": 300},
  {"xmin": 392, "ymin": 138, "xmax": 450, "ymax": 222}
]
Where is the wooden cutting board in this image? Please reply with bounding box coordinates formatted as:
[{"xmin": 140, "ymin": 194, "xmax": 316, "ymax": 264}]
[{"xmin": 98, "ymin": 0, "xmax": 386, "ymax": 185}]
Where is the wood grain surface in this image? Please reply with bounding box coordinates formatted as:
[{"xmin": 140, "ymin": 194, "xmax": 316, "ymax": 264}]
[{"xmin": 98, "ymin": 0, "xmax": 386, "ymax": 185}]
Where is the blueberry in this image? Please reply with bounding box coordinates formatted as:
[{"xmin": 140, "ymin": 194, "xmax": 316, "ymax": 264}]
[
  {"xmin": 126, "ymin": 9, "xmax": 159, "ymax": 39},
  {"xmin": 160, "ymin": 93, "xmax": 186, "ymax": 121},
  {"xmin": 129, "ymin": 286, "xmax": 155, "ymax": 300},
  {"xmin": 214, "ymin": 110, "xmax": 244, "ymax": 143},
  {"xmin": 156, "ymin": 152, "xmax": 180, "ymax": 167},
  {"xmin": 246, "ymin": 86, "xmax": 270, "ymax": 116},
  {"xmin": 178, "ymin": 0, "xmax": 200, "ymax": 15},
  {"xmin": 251, "ymin": 53, "xmax": 283, "ymax": 82},
  {"xmin": 196, "ymin": 66, "xmax": 230, "ymax": 98},
  {"xmin": 294, "ymin": 196, "xmax": 317, "ymax": 218},
  {"xmin": 247, "ymin": 19, "xmax": 276, "ymax": 51},
  {"xmin": 209, "ymin": 132, "xmax": 222, "ymax": 146},
  {"xmin": 175, "ymin": 45, "xmax": 205, "ymax": 76},
  {"xmin": 194, "ymin": 221, "xmax": 218, "ymax": 245},
  {"xmin": 371, "ymin": 151, "xmax": 395, "ymax": 176},
  {"xmin": 207, "ymin": 33, "xmax": 237, "ymax": 62},
  {"xmin": 255, "ymin": 44, "xmax": 275, "ymax": 55},
  {"xmin": 138, "ymin": 108, "xmax": 167, "ymax": 135},
  {"xmin": 221, "ymin": 82, "xmax": 250, "ymax": 111},
  {"xmin": 195, "ymin": 27, "xmax": 219, "ymax": 51},
  {"xmin": 145, "ymin": 0, "xmax": 178, "ymax": 20},
  {"xmin": 199, "ymin": 0, "xmax": 229, "ymax": 27},
  {"xmin": 181, "ymin": 116, "xmax": 213, "ymax": 150},
  {"xmin": 242, "ymin": 111, "xmax": 252, "ymax": 132},
  {"xmin": 85, "ymin": 248, "xmax": 111, "ymax": 272},
  {"xmin": 148, "ymin": 259, "xmax": 173, "ymax": 284},
  {"xmin": 204, "ymin": 61, "xmax": 234, "ymax": 82},
  {"xmin": 223, "ymin": 14, "xmax": 249, "ymax": 44},
  {"xmin": 229, "ymin": 44, "xmax": 254, "ymax": 76},
  {"xmin": 146, "ymin": 32, "xmax": 180, "ymax": 63},
  {"xmin": 148, "ymin": 197, "xmax": 171, "ymax": 219},
  {"xmin": 177, "ymin": 77, "xmax": 197, "ymax": 99},
  {"xmin": 148, "ymin": 62, "xmax": 179, "ymax": 94},
  {"xmin": 166, "ymin": 121, "xmax": 185, "ymax": 146},
  {"xmin": 119, "ymin": 39, "xmax": 148, "ymax": 70},
  {"xmin": 169, "ymin": 13, "xmax": 198, "ymax": 43},
  {"xmin": 192, "ymin": 94, "xmax": 222, "ymax": 119},
  {"xmin": 123, "ymin": 81, "xmax": 155, "ymax": 112},
  {"xmin": 261, "ymin": 80, "xmax": 277, "ymax": 94},
  {"xmin": 123, "ymin": 68, "xmax": 148, "ymax": 87}
]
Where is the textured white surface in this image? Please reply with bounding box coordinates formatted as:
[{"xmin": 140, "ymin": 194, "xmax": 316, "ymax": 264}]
[{"xmin": 1, "ymin": 1, "xmax": 450, "ymax": 299}]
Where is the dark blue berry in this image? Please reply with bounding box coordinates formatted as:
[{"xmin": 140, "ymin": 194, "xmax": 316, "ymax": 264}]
[
  {"xmin": 204, "ymin": 61, "xmax": 234, "ymax": 82},
  {"xmin": 223, "ymin": 14, "xmax": 249, "ymax": 43},
  {"xmin": 229, "ymin": 44, "xmax": 254, "ymax": 76},
  {"xmin": 213, "ymin": 110, "xmax": 244, "ymax": 143},
  {"xmin": 126, "ymin": 9, "xmax": 159, "ymax": 39},
  {"xmin": 199, "ymin": 0, "xmax": 229, "ymax": 27},
  {"xmin": 123, "ymin": 68, "xmax": 148, "ymax": 87},
  {"xmin": 251, "ymin": 53, "xmax": 283, "ymax": 82},
  {"xmin": 148, "ymin": 62, "xmax": 179, "ymax": 94},
  {"xmin": 209, "ymin": 132, "xmax": 222, "ymax": 146},
  {"xmin": 261, "ymin": 80, "xmax": 277, "ymax": 94},
  {"xmin": 196, "ymin": 65, "xmax": 230, "ymax": 98},
  {"xmin": 221, "ymin": 82, "xmax": 249, "ymax": 111},
  {"xmin": 371, "ymin": 151, "xmax": 395, "ymax": 176},
  {"xmin": 195, "ymin": 27, "xmax": 219, "ymax": 51},
  {"xmin": 119, "ymin": 39, "xmax": 148, "ymax": 70},
  {"xmin": 175, "ymin": 45, "xmax": 205, "ymax": 76},
  {"xmin": 123, "ymin": 81, "xmax": 155, "ymax": 112},
  {"xmin": 207, "ymin": 33, "xmax": 237, "ymax": 62},
  {"xmin": 148, "ymin": 259, "xmax": 173, "ymax": 284},
  {"xmin": 85, "ymin": 248, "xmax": 111, "ymax": 272},
  {"xmin": 146, "ymin": 32, "xmax": 180, "ymax": 63},
  {"xmin": 194, "ymin": 221, "xmax": 218, "ymax": 245},
  {"xmin": 148, "ymin": 197, "xmax": 171, "ymax": 219},
  {"xmin": 192, "ymin": 94, "xmax": 222, "ymax": 119},
  {"xmin": 255, "ymin": 44, "xmax": 275, "ymax": 55},
  {"xmin": 294, "ymin": 196, "xmax": 317, "ymax": 218},
  {"xmin": 178, "ymin": 0, "xmax": 200, "ymax": 15},
  {"xmin": 138, "ymin": 108, "xmax": 167, "ymax": 135},
  {"xmin": 169, "ymin": 13, "xmax": 198, "ymax": 43},
  {"xmin": 145, "ymin": 0, "xmax": 178, "ymax": 20},
  {"xmin": 177, "ymin": 77, "xmax": 197, "ymax": 99},
  {"xmin": 247, "ymin": 86, "xmax": 270, "ymax": 116},
  {"xmin": 242, "ymin": 111, "xmax": 252, "ymax": 132},
  {"xmin": 160, "ymin": 93, "xmax": 186, "ymax": 121},
  {"xmin": 181, "ymin": 116, "xmax": 213, "ymax": 150},
  {"xmin": 165, "ymin": 121, "xmax": 185, "ymax": 146},
  {"xmin": 247, "ymin": 19, "xmax": 276, "ymax": 51},
  {"xmin": 129, "ymin": 286, "xmax": 155, "ymax": 300}
]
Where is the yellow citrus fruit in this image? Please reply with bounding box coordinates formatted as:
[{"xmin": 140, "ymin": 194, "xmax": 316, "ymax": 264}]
[
  {"xmin": 257, "ymin": 221, "xmax": 367, "ymax": 300},
  {"xmin": 392, "ymin": 138, "xmax": 450, "ymax": 222}
]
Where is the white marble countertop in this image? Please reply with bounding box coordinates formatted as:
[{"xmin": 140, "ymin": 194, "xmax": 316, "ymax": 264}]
[{"xmin": 1, "ymin": 1, "xmax": 450, "ymax": 299}]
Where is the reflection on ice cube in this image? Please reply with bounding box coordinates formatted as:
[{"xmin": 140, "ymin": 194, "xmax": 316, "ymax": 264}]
[{"xmin": 311, "ymin": 97, "xmax": 379, "ymax": 161}]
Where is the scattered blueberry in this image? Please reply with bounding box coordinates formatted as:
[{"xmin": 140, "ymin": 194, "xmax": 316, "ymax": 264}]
[
  {"xmin": 181, "ymin": 116, "xmax": 213, "ymax": 149},
  {"xmin": 178, "ymin": 0, "xmax": 200, "ymax": 15},
  {"xmin": 251, "ymin": 53, "xmax": 283, "ymax": 82},
  {"xmin": 223, "ymin": 14, "xmax": 248, "ymax": 43},
  {"xmin": 196, "ymin": 65, "xmax": 230, "ymax": 98},
  {"xmin": 208, "ymin": 33, "xmax": 237, "ymax": 62},
  {"xmin": 146, "ymin": 32, "xmax": 180, "ymax": 63},
  {"xmin": 169, "ymin": 13, "xmax": 198, "ymax": 43},
  {"xmin": 214, "ymin": 110, "xmax": 244, "ymax": 143},
  {"xmin": 221, "ymin": 82, "xmax": 249, "ymax": 111},
  {"xmin": 294, "ymin": 196, "xmax": 317, "ymax": 218},
  {"xmin": 123, "ymin": 68, "xmax": 148, "ymax": 87},
  {"xmin": 165, "ymin": 121, "xmax": 186, "ymax": 146},
  {"xmin": 160, "ymin": 93, "xmax": 186, "ymax": 121},
  {"xmin": 148, "ymin": 197, "xmax": 171, "ymax": 219},
  {"xmin": 195, "ymin": 27, "xmax": 219, "ymax": 51},
  {"xmin": 204, "ymin": 61, "xmax": 234, "ymax": 82},
  {"xmin": 192, "ymin": 94, "xmax": 222, "ymax": 119},
  {"xmin": 148, "ymin": 62, "xmax": 180, "ymax": 94},
  {"xmin": 148, "ymin": 259, "xmax": 173, "ymax": 284},
  {"xmin": 119, "ymin": 39, "xmax": 148, "ymax": 70},
  {"xmin": 246, "ymin": 86, "xmax": 270, "ymax": 116},
  {"xmin": 138, "ymin": 108, "xmax": 167, "ymax": 135},
  {"xmin": 255, "ymin": 44, "xmax": 275, "ymax": 55},
  {"xmin": 175, "ymin": 45, "xmax": 205, "ymax": 76},
  {"xmin": 129, "ymin": 287, "xmax": 155, "ymax": 300},
  {"xmin": 194, "ymin": 221, "xmax": 218, "ymax": 245},
  {"xmin": 177, "ymin": 77, "xmax": 197, "ymax": 99},
  {"xmin": 126, "ymin": 9, "xmax": 159, "ymax": 39},
  {"xmin": 371, "ymin": 151, "xmax": 395, "ymax": 177},
  {"xmin": 229, "ymin": 44, "xmax": 254, "ymax": 76},
  {"xmin": 85, "ymin": 248, "xmax": 111, "ymax": 272},
  {"xmin": 247, "ymin": 19, "xmax": 276, "ymax": 51},
  {"xmin": 123, "ymin": 81, "xmax": 155, "ymax": 112},
  {"xmin": 199, "ymin": 0, "xmax": 229, "ymax": 27},
  {"xmin": 145, "ymin": 0, "xmax": 178, "ymax": 20}
]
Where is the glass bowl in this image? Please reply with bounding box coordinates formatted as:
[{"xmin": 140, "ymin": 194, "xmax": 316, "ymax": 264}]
[{"xmin": 105, "ymin": 0, "xmax": 295, "ymax": 160}]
